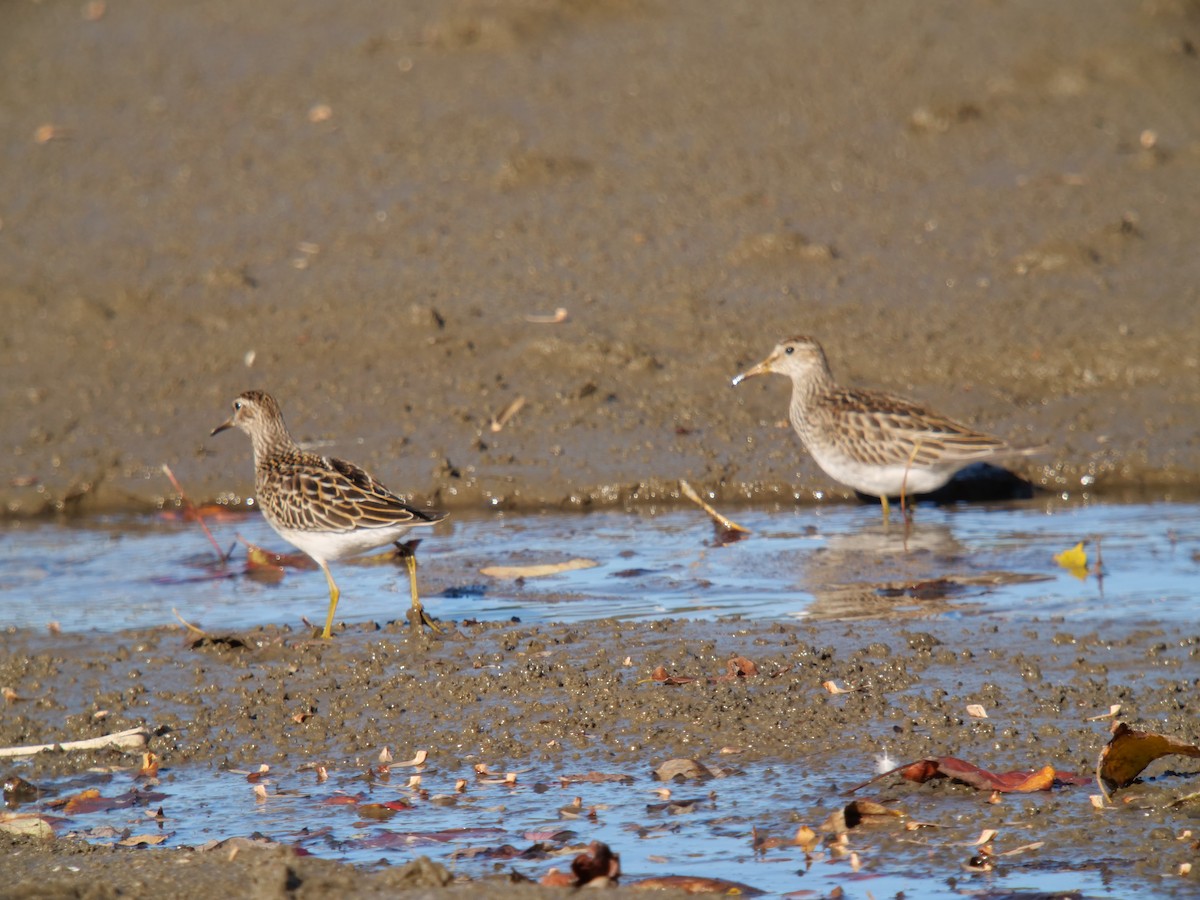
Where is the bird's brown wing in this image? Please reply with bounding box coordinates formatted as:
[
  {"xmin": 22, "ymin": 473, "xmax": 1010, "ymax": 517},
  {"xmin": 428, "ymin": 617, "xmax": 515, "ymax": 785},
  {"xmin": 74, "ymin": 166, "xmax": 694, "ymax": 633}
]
[
  {"xmin": 825, "ymin": 388, "xmax": 1010, "ymax": 468},
  {"xmin": 268, "ymin": 453, "xmax": 447, "ymax": 532}
]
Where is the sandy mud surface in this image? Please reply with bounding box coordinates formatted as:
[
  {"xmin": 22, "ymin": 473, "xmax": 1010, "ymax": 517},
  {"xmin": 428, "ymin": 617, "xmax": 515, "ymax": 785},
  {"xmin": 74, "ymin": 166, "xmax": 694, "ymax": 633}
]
[
  {"xmin": 2, "ymin": 0, "xmax": 1200, "ymax": 517},
  {"xmin": 2, "ymin": 615, "xmax": 1199, "ymax": 896}
]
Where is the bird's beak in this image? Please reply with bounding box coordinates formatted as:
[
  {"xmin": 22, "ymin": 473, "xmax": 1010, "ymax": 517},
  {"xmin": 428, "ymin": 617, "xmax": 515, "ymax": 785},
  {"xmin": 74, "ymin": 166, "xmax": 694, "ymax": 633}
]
[
  {"xmin": 211, "ymin": 419, "xmax": 234, "ymax": 437},
  {"xmin": 731, "ymin": 355, "xmax": 774, "ymax": 387}
]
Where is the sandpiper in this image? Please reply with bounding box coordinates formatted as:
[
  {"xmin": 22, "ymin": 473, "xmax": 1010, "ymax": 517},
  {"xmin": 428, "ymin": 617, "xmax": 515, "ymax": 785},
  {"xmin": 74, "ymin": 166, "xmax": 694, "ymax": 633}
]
[
  {"xmin": 212, "ymin": 390, "xmax": 447, "ymax": 637},
  {"xmin": 732, "ymin": 336, "xmax": 1041, "ymax": 519}
]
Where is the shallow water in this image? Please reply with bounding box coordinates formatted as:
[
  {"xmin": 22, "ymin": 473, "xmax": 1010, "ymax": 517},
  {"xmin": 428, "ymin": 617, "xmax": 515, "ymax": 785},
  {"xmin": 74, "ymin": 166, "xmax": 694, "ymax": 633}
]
[
  {"xmin": 3, "ymin": 498, "xmax": 1199, "ymax": 635},
  {"xmin": 3, "ymin": 498, "xmax": 1199, "ymax": 897}
]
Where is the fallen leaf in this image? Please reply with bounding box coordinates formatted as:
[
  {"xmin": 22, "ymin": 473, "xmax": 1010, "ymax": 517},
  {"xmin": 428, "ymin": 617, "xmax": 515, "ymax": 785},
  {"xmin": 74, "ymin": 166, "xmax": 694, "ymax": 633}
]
[
  {"xmin": 356, "ymin": 800, "xmax": 412, "ymax": 820},
  {"xmin": 652, "ymin": 763, "xmax": 715, "ymax": 782},
  {"xmin": 848, "ymin": 757, "xmax": 1089, "ymax": 794},
  {"xmin": 1054, "ymin": 541, "xmax": 1088, "ymax": 579},
  {"xmin": 823, "ymin": 680, "xmax": 859, "ymax": 694},
  {"xmin": 966, "ymin": 704, "xmax": 989, "ymax": 719},
  {"xmin": 481, "ymin": 559, "xmax": 598, "ymax": 579},
  {"xmin": 710, "ymin": 656, "xmax": 758, "ymax": 682},
  {"xmin": 646, "ymin": 666, "xmax": 696, "ymax": 686},
  {"xmin": 137, "ymin": 752, "xmax": 159, "ymax": 778},
  {"xmin": 820, "ymin": 799, "xmax": 904, "ymax": 833},
  {"xmin": 630, "ymin": 875, "xmax": 765, "ymax": 896},
  {"xmin": 0, "ymin": 813, "xmax": 55, "ymax": 839},
  {"xmin": 117, "ymin": 833, "xmax": 169, "ymax": 846},
  {"xmin": 572, "ymin": 841, "xmax": 620, "ymax": 884},
  {"xmin": 1097, "ymin": 722, "xmax": 1200, "ymax": 794},
  {"xmin": 560, "ymin": 772, "xmax": 634, "ymax": 785}
]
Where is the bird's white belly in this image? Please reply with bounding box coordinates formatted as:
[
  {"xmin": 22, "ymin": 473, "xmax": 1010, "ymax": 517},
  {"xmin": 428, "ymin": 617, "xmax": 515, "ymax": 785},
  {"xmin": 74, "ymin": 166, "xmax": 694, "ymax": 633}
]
[
  {"xmin": 807, "ymin": 446, "xmax": 956, "ymax": 498},
  {"xmin": 269, "ymin": 522, "xmax": 412, "ymax": 564}
]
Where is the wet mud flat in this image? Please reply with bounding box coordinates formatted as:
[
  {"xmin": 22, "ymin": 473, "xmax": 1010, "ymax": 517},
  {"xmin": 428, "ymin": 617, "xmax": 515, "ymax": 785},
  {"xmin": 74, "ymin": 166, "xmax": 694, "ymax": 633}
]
[{"xmin": 2, "ymin": 614, "xmax": 1198, "ymax": 897}]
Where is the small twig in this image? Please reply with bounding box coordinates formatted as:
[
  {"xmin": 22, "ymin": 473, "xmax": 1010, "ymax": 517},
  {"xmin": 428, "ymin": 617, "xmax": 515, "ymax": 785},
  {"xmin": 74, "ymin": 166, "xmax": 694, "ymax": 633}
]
[
  {"xmin": 680, "ymin": 480, "xmax": 750, "ymax": 535},
  {"xmin": 162, "ymin": 464, "xmax": 227, "ymax": 565},
  {"xmin": 0, "ymin": 726, "xmax": 150, "ymax": 759},
  {"xmin": 173, "ymin": 607, "xmax": 210, "ymax": 639},
  {"xmin": 489, "ymin": 395, "xmax": 526, "ymax": 433}
]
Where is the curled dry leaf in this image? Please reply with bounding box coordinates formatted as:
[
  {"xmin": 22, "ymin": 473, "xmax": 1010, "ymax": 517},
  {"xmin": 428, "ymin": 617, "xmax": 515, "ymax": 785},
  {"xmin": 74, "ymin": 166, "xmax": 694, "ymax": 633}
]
[
  {"xmin": 378, "ymin": 747, "xmax": 393, "ymax": 764},
  {"xmin": 966, "ymin": 704, "xmax": 988, "ymax": 719},
  {"xmin": 1097, "ymin": 721, "xmax": 1200, "ymax": 794},
  {"xmin": 823, "ymin": 680, "xmax": 859, "ymax": 694},
  {"xmin": 647, "ymin": 665, "xmax": 695, "ymax": 686},
  {"xmin": 396, "ymin": 749, "xmax": 428, "ymax": 767},
  {"xmin": 1087, "ymin": 704, "xmax": 1122, "ymax": 722},
  {"xmin": 711, "ymin": 656, "xmax": 758, "ymax": 682},
  {"xmin": 137, "ymin": 752, "xmax": 159, "ymax": 779},
  {"xmin": 848, "ymin": 757, "xmax": 1089, "ymax": 795},
  {"xmin": 481, "ymin": 558, "xmax": 598, "ymax": 579}
]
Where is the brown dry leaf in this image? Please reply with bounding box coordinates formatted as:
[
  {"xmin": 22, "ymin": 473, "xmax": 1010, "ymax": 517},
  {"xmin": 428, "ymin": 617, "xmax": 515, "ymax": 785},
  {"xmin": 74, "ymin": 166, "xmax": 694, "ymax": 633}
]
[
  {"xmin": 0, "ymin": 813, "xmax": 55, "ymax": 840},
  {"xmin": 966, "ymin": 704, "xmax": 989, "ymax": 719},
  {"xmin": 849, "ymin": 757, "xmax": 1088, "ymax": 795},
  {"xmin": 646, "ymin": 665, "xmax": 696, "ymax": 686},
  {"xmin": 539, "ymin": 868, "xmax": 575, "ymax": 887},
  {"xmin": 560, "ymin": 772, "xmax": 634, "ymax": 785},
  {"xmin": 245, "ymin": 764, "xmax": 270, "ymax": 783},
  {"xmin": 356, "ymin": 800, "xmax": 412, "ymax": 820},
  {"xmin": 137, "ymin": 751, "xmax": 159, "ymax": 779},
  {"xmin": 1097, "ymin": 721, "xmax": 1200, "ymax": 793},
  {"xmin": 820, "ymin": 798, "xmax": 904, "ymax": 834},
  {"xmin": 710, "ymin": 656, "xmax": 758, "ymax": 682},
  {"xmin": 822, "ymin": 680, "xmax": 859, "ymax": 694},
  {"xmin": 654, "ymin": 758, "xmax": 717, "ymax": 781},
  {"xmin": 62, "ymin": 788, "xmax": 104, "ymax": 814},
  {"xmin": 630, "ymin": 875, "xmax": 765, "ymax": 895},
  {"xmin": 117, "ymin": 833, "xmax": 168, "ymax": 847},
  {"xmin": 480, "ymin": 558, "xmax": 598, "ymax": 579}
]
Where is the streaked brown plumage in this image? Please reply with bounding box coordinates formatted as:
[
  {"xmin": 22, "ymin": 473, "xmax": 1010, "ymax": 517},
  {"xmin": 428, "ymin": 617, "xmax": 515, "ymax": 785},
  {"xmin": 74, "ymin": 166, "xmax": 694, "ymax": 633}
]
[
  {"xmin": 212, "ymin": 390, "xmax": 446, "ymax": 637},
  {"xmin": 732, "ymin": 336, "xmax": 1041, "ymax": 518}
]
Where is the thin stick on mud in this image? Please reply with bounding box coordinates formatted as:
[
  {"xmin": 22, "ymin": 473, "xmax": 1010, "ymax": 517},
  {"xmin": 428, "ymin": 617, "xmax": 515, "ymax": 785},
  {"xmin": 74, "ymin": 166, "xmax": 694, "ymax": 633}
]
[
  {"xmin": 162, "ymin": 463, "xmax": 227, "ymax": 565},
  {"xmin": 0, "ymin": 726, "xmax": 151, "ymax": 759},
  {"xmin": 680, "ymin": 480, "xmax": 750, "ymax": 535}
]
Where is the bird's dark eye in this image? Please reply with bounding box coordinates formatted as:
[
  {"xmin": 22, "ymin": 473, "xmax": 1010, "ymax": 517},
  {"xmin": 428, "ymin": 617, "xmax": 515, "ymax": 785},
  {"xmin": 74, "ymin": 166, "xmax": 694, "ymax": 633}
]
[
  {"xmin": 785, "ymin": 346, "xmax": 794, "ymax": 355},
  {"xmin": 234, "ymin": 401, "xmax": 243, "ymax": 410}
]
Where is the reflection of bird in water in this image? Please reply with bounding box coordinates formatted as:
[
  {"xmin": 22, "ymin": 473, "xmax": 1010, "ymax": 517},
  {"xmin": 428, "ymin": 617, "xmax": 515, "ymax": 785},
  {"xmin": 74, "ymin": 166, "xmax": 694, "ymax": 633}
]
[
  {"xmin": 212, "ymin": 390, "xmax": 446, "ymax": 638},
  {"xmin": 733, "ymin": 336, "xmax": 1043, "ymax": 521},
  {"xmin": 787, "ymin": 522, "xmax": 1045, "ymax": 621}
]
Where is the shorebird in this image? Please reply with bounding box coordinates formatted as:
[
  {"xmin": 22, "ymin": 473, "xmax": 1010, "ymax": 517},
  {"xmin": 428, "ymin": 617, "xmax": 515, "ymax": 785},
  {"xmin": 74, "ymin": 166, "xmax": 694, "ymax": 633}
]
[
  {"xmin": 212, "ymin": 390, "xmax": 446, "ymax": 637},
  {"xmin": 733, "ymin": 336, "xmax": 1041, "ymax": 520}
]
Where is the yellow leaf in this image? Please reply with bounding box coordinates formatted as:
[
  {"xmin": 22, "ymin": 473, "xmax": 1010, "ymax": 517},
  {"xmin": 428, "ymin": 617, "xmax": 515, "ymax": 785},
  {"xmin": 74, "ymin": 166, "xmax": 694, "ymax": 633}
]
[{"xmin": 1053, "ymin": 541, "xmax": 1088, "ymax": 579}]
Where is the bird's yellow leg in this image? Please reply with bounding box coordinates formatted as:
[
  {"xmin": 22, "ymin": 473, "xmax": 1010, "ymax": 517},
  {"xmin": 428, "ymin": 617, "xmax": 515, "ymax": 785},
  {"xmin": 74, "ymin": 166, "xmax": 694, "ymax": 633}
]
[
  {"xmin": 320, "ymin": 562, "xmax": 340, "ymax": 639},
  {"xmin": 404, "ymin": 551, "xmax": 442, "ymax": 634},
  {"xmin": 880, "ymin": 494, "xmax": 890, "ymax": 526}
]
